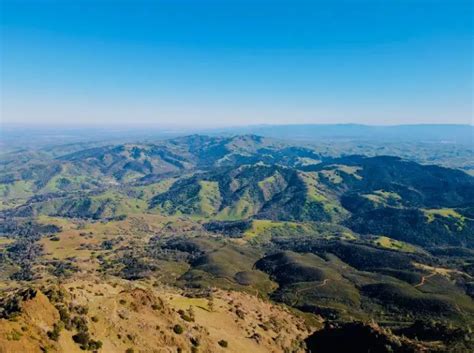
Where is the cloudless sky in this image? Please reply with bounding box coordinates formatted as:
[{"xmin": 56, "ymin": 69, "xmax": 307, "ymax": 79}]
[{"xmin": 1, "ymin": 0, "xmax": 472, "ymax": 126}]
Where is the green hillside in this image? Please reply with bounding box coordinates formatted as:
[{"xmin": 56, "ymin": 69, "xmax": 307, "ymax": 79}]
[{"xmin": 1, "ymin": 134, "xmax": 474, "ymax": 352}]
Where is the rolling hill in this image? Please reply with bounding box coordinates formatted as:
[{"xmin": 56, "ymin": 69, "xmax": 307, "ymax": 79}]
[{"xmin": 1, "ymin": 134, "xmax": 474, "ymax": 352}]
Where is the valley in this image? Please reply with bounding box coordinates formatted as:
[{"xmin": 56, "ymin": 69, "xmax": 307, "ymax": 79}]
[{"xmin": 1, "ymin": 134, "xmax": 473, "ymax": 352}]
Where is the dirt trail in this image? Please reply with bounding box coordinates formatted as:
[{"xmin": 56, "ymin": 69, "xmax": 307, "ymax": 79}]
[
  {"xmin": 318, "ymin": 279, "xmax": 329, "ymax": 287},
  {"xmin": 414, "ymin": 273, "xmax": 436, "ymax": 288},
  {"xmin": 291, "ymin": 279, "xmax": 329, "ymax": 306}
]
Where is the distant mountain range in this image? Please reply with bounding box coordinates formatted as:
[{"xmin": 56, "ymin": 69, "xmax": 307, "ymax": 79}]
[
  {"xmin": 2, "ymin": 134, "xmax": 473, "ymax": 247},
  {"xmin": 211, "ymin": 124, "xmax": 474, "ymax": 144},
  {"xmin": 2, "ymin": 124, "xmax": 473, "ymax": 150}
]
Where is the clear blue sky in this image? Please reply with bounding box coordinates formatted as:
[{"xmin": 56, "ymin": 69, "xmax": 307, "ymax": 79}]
[{"xmin": 1, "ymin": 0, "xmax": 472, "ymax": 126}]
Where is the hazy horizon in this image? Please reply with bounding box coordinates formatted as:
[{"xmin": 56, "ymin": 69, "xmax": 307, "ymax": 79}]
[
  {"xmin": 1, "ymin": 0, "xmax": 473, "ymax": 126},
  {"xmin": 2, "ymin": 122, "xmax": 474, "ymax": 129}
]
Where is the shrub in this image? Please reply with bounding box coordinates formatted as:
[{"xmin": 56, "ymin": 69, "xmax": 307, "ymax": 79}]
[
  {"xmin": 88, "ymin": 339, "xmax": 103, "ymax": 350},
  {"xmin": 218, "ymin": 339, "xmax": 228, "ymax": 348},
  {"xmin": 190, "ymin": 337, "xmax": 200, "ymax": 346},
  {"xmin": 74, "ymin": 305, "xmax": 89, "ymax": 315},
  {"xmin": 47, "ymin": 322, "xmax": 63, "ymax": 341},
  {"xmin": 71, "ymin": 316, "xmax": 88, "ymax": 332},
  {"xmin": 72, "ymin": 331, "xmax": 90, "ymax": 349},
  {"xmin": 56, "ymin": 306, "xmax": 72, "ymax": 329},
  {"xmin": 235, "ymin": 309, "xmax": 245, "ymax": 320},
  {"xmin": 72, "ymin": 331, "xmax": 102, "ymax": 351},
  {"xmin": 173, "ymin": 324, "xmax": 184, "ymax": 334},
  {"xmin": 178, "ymin": 309, "xmax": 194, "ymax": 322}
]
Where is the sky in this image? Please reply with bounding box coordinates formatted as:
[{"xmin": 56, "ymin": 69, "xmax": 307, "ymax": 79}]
[{"xmin": 0, "ymin": 0, "xmax": 472, "ymax": 127}]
